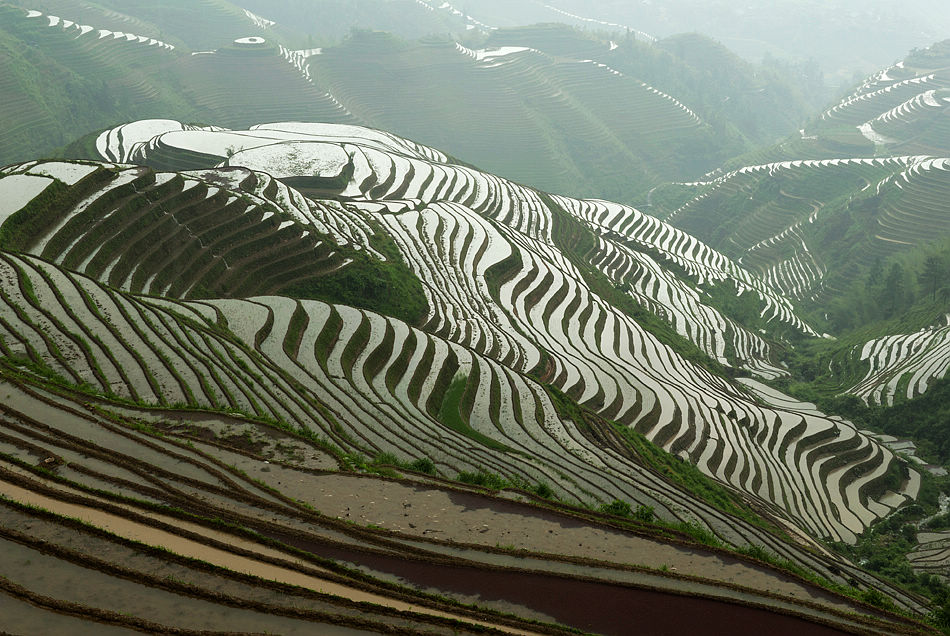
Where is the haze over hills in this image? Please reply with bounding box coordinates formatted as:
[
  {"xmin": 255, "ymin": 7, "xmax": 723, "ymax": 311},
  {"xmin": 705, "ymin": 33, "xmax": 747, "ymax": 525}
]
[
  {"xmin": 0, "ymin": 0, "xmax": 824, "ymax": 202},
  {"xmin": 2, "ymin": 0, "xmax": 950, "ymax": 634},
  {"xmin": 401, "ymin": 0, "xmax": 950, "ymax": 88}
]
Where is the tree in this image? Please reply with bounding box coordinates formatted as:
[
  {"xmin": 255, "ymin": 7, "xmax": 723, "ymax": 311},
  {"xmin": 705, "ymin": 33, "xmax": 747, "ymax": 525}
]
[
  {"xmin": 880, "ymin": 263, "xmax": 907, "ymax": 318},
  {"xmin": 920, "ymin": 255, "xmax": 947, "ymax": 302},
  {"xmin": 599, "ymin": 499, "xmax": 632, "ymax": 517},
  {"xmin": 866, "ymin": 258, "xmax": 884, "ymax": 291}
]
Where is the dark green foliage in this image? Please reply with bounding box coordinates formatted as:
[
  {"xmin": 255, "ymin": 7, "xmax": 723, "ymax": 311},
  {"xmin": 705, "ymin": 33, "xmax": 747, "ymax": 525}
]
[
  {"xmin": 834, "ymin": 504, "xmax": 949, "ymax": 604},
  {"xmin": 614, "ymin": 33, "xmax": 816, "ymax": 149},
  {"xmin": 599, "ymin": 499, "xmax": 632, "ymax": 517},
  {"xmin": 0, "ymin": 168, "xmax": 114, "ymax": 251},
  {"xmin": 532, "ymin": 482, "xmax": 553, "ymax": 499},
  {"xmin": 371, "ymin": 452, "xmax": 437, "ymax": 475},
  {"xmin": 924, "ymin": 513, "xmax": 950, "ymax": 531},
  {"xmin": 920, "ymin": 255, "xmax": 949, "ymax": 302},
  {"xmin": 633, "ymin": 504, "xmax": 655, "ymax": 523},
  {"xmin": 408, "ymin": 457, "xmax": 436, "ymax": 475},
  {"xmin": 282, "ymin": 232, "xmax": 428, "ymax": 325},
  {"xmin": 456, "ymin": 470, "xmax": 509, "ymax": 491},
  {"xmin": 702, "ymin": 279, "xmax": 768, "ymax": 331},
  {"xmin": 932, "ymin": 597, "xmax": 950, "ymax": 632},
  {"xmin": 0, "ymin": 5, "xmax": 196, "ymax": 166}
]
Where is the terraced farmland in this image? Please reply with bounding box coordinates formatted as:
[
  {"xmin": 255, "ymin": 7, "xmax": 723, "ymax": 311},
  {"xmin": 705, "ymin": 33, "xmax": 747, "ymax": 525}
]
[
  {"xmin": 0, "ymin": 122, "xmax": 923, "ymax": 553},
  {"xmin": 0, "ymin": 2, "xmax": 825, "ymax": 204},
  {"xmin": 813, "ymin": 45, "xmax": 950, "ymax": 157},
  {"xmin": 305, "ymin": 28, "xmax": 720, "ymax": 200},
  {"xmin": 0, "ymin": 141, "xmax": 938, "ymax": 631},
  {"xmin": 0, "ymin": 3, "xmax": 356, "ymax": 165},
  {"xmin": 846, "ymin": 316, "xmax": 950, "ymax": 406},
  {"xmin": 6, "ymin": 0, "xmax": 950, "ymax": 628},
  {"xmin": 0, "ymin": 4, "xmax": 193, "ymax": 165},
  {"xmin": 657, "ymin": 153, "xmax": 950, "ymax": 314}
]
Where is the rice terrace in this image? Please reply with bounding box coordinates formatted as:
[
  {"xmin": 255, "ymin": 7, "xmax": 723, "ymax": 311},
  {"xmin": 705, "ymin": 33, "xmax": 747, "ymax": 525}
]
[{"xmin": 4, "ymin": 1, "xmax": 950, "ymax": 634}]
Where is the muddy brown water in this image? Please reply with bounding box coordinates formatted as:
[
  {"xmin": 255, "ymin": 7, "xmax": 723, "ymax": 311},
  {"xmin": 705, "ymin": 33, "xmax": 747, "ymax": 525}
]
[
  {"xmin": 0, "ymin": 456, "xmax": 876, "ymax": 635},
  {"xmin": 265, "ymin": 528, "xmax": 858, "ymax": 636}
]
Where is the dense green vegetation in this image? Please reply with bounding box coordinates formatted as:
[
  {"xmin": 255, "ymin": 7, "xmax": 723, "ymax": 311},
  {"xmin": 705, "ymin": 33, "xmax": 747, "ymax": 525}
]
[
  {"xmin": 832, "ymin": 500, "xmax": 950, "ymax": 624},
  {"xmin": 283, "ymin": 230, "xmax": 429, "ymax": 325},
  {"xmin": 0, "ymin": 4, "xmax": 196, "ymax": 165},
  {"xmin": 820, "ymin": 242, "xmax": 950, "ymax": 334}
]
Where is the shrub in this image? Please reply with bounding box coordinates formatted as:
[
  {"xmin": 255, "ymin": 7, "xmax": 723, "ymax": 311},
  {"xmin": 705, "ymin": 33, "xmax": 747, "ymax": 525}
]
[
  {"xmin": 599, "ymin": 499, "xmax": 632, "ymax": 517},
  {"xmin": 408, "ymin": 457, "xmax": 436, "ymax": 474},
  {"xmin": 633, "ymin": 504, "xmax": 655, "ymax": 523},
  {"xmin": 457, "ymin": 470, "xmax": 508, "ymax": 490},
  {"xmin": 860, "ymin": 587, "xmax": 895, "ymax": 610},
  {"xmin": 533, "ymin": 482, "xmax": 553, "ymax": 499}
]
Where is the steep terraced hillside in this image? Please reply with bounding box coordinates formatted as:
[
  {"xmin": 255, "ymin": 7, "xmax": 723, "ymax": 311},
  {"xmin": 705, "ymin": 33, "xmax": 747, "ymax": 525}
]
[
  {"xmin": 846, "ymin": 315, "xmax": 950, "ymax": 406},
  {"xmin": 1, "ymin": 1, "xmax": 831, "ymax": 214},
  {"xmin": 305, "ymin": 29, "xmax": 714, "ymax": 201},
  {"xmin": 655, "ymin": 138, "xmax": 950, "ymax": 406},
  {"xmin": 659, "ymin": 156, "xmax": 927, "ymax": 303},
  {"xmin": 813, "ymin": 42, "xmax": 950, "ymax": 158},
  {"xmin": 0, "ymin": 4, "xmax": 191, "ymax": 165},
  {"xmin": 0, "ymin": 4, "xmax": 356, "ymax": 165},
  {"xmin": 1, "ymin": 130, "xmax": 941, "ymax": 632},
  {"xmin": 2, "ymin": 2, "xmax": 811, "ymax": 203},
  {"xmin": 0, "ymin": 152, "xmax": 936, "ymax": 633},
  {"xmin": 1, "ymin": 121, "xmax": 921, "ymax": 551}
]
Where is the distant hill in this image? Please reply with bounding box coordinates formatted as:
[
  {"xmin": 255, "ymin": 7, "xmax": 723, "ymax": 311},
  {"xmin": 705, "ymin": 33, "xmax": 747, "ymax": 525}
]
[
  {"xmin": 455, "ymin": 0, "xmax": 950, "ymax": 88},
  {"xmin": 0, "ymin": 3, "xmax": 823, "ymax": 203}
]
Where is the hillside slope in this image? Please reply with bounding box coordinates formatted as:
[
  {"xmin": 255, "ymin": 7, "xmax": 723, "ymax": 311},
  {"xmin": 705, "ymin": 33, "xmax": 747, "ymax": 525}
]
[
  {"xmin": 0, "ymin": 147, "xmax": 939, "ymax": 631},
  {"xmin": 0, "ymin": 122, "xmax": 924, "ymax": 550}
]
